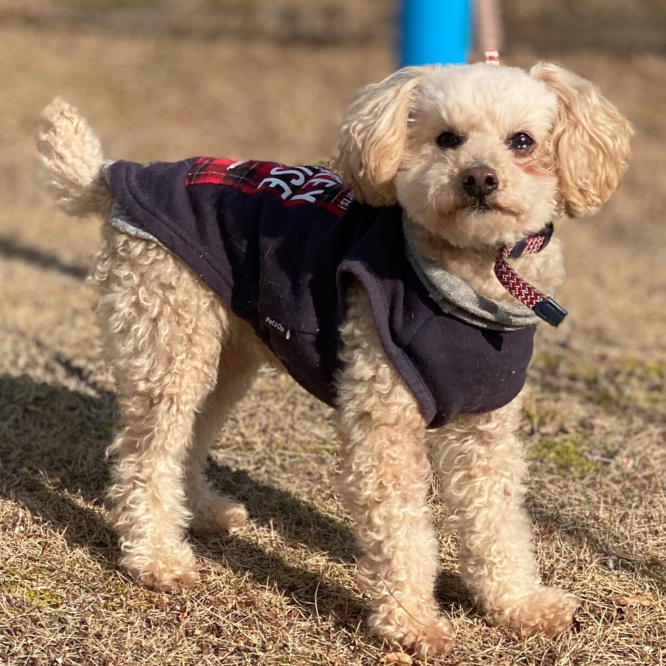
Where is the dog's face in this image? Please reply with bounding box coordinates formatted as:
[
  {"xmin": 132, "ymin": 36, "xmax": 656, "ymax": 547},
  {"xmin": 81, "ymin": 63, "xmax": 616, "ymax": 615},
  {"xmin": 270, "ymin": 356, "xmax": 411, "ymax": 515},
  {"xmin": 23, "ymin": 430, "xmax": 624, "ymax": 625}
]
[
  {"xmin": 397, "ymin": 66, "xmax": 560, "ymax": 248},
  {"xmin": 336, "ymin": 63, "xmax": 632, "ymax": 250}
]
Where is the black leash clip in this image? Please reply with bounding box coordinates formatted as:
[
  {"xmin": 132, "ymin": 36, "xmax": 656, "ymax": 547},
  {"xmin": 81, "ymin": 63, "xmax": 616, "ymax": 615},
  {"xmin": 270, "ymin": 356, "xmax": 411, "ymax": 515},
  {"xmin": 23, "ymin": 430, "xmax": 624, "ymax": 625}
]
[{"xmin": 534, "ymin": 296, "xmax": 567, "ymax": 327}]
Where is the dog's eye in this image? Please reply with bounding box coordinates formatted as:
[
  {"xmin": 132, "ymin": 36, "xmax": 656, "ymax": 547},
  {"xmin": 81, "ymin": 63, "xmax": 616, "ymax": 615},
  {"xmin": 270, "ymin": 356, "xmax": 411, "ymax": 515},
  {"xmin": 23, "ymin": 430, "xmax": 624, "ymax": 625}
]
[
  {"xmin": 436, "ymin": 131, "xmax": 464, "ymax": 149},
  {"xmin": 508, "ymin": 132, "xmax": 535, "ymax": 152}
]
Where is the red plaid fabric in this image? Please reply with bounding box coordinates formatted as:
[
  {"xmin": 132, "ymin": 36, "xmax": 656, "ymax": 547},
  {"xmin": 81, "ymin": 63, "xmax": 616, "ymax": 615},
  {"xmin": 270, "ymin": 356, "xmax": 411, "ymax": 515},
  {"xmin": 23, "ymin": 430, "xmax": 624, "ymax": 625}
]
[{"xmin": 186, "ymin": 157, "xmax": 355, "ymax": 217}]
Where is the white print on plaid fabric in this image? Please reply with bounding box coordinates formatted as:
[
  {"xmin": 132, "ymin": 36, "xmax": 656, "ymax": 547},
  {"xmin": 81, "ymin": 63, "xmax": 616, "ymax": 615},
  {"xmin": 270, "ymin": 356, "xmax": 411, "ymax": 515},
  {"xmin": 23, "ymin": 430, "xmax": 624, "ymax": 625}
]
[
  {"xmin": 255, "ymin": 165, "xmax": 349, "ymax": 205},
  {"xmin": 187, "ymin": 158, "xmax": 356, "ymax": 216}
]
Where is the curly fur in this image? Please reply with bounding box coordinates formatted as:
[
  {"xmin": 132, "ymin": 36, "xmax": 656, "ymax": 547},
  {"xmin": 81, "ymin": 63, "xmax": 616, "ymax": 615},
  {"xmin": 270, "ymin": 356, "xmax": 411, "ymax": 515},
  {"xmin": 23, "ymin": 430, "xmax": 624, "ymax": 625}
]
[
  {"xmin": 35, "ymin": 61, "xmax": 631, "ymax": 657},
  {"xmin": 36, "ymin": 98, "xmax": 111, "ymax": 217},
  {"xmin": 530, "ymin": 63, "xmax": 632, "ymax": 217}
]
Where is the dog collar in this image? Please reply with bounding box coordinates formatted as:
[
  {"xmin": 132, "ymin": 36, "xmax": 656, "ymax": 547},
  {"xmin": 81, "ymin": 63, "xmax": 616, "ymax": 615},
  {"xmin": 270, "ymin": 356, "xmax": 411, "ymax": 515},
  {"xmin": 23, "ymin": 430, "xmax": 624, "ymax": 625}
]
[{"xmin": 494, "ymin": 223, "xmax": 568, "ymax": 327}]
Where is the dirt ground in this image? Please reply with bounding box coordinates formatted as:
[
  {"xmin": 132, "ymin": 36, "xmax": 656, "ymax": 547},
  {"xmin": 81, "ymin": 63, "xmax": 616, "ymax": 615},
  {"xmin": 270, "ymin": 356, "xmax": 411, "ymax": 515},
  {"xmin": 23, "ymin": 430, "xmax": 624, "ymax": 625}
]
[{"xmin": 0, "ymin": 1, "xmax": 664, "ymax": 665}]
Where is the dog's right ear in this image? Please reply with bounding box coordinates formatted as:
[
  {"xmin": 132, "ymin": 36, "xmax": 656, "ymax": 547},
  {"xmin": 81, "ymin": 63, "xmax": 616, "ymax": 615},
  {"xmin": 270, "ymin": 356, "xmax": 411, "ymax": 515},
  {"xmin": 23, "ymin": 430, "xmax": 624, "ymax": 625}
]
[
  {"xmin": 335, "ymin": 67, "xmax": 424, "ymax": 206},
  {"xmin": 530, "ymin": 63, "xmax": 632, "ymax": 218}
]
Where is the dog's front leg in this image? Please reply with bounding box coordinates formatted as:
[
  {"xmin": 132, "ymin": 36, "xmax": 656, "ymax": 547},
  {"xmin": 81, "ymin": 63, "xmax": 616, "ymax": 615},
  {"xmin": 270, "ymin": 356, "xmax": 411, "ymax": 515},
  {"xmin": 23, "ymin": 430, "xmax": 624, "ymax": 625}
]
[
  {"xmin": 430, "ymin": 397, "xmax": 579, "ymax": 635},
  {"xmin": 335, "ymin": 284, "xmax": 454, "ymax": 657}
]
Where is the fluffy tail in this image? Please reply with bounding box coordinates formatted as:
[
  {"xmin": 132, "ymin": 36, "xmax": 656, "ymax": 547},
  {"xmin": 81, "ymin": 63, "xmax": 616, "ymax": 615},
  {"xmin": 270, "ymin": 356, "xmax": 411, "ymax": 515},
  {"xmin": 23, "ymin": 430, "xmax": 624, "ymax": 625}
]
[{"xmin": 36, "ymin": 98, "xmax": 111, "ymax": 217}]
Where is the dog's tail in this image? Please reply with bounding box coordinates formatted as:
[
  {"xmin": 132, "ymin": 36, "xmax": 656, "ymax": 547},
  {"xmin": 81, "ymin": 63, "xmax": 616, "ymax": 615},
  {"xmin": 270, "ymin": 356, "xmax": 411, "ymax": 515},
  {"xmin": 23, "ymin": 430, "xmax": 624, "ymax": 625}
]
[{"xmin": 36, "ymin": 98, "xmax": 112, "ymax": 217}]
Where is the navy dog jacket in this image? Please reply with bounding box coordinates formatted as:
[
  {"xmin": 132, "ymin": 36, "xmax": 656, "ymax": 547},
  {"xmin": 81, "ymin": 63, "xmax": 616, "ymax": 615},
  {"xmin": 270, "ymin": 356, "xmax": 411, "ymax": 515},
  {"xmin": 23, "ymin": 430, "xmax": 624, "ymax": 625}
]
[{"xmin": 105, "ymin": 157, "xmax": 535, "ymax": 428}]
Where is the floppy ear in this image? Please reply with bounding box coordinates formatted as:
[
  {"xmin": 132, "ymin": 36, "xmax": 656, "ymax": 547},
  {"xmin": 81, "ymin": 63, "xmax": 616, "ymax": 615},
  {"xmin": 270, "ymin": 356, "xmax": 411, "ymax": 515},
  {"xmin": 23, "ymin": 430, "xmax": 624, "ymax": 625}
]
[
  {"xmin": 335, "ymin": 67, "xmax": 425, "ymax": 206},
  {"xmin": 530, "ymin": 63, "xmax": 632, "ymax": 218}
]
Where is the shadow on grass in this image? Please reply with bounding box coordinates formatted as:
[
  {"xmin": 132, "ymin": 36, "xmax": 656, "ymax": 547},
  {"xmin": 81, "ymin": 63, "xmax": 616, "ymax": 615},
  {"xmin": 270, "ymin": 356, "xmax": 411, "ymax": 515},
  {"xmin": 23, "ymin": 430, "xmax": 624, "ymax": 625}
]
[
  {"xmin": 4, "ymin": 373, "xmax": 662, "ymax": 634},
  {"xmin": 0, "ymin": 375, "xmax": 119, "ymax": 566},
  {"xmin": 0, "ymin": 235, "xmax": 89, "ymax": 281},
  {"xmin": 435, "ymin": 570, "xmax": 474, "ymax": 609},
  {"xmin": 0, "ymin": 374, "xmax": 365, "ymax": 627},
  {"xmin": 205, "ymin": 465, "xmax": 356, "ymax": 564},
  {"xmin": 195, "ymin": 532, "xmax": 367, "ymax": 631},
  {"xmin": 528, "ymin": 496, "xmax": 666, "ymax": 592}
]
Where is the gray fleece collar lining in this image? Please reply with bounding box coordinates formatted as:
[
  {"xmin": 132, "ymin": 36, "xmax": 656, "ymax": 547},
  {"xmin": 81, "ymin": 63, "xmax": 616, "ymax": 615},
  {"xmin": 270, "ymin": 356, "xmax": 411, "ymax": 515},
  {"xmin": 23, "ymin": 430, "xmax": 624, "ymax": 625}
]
[{"xmin": 403, "ymin": 219, "xmax": 542, "ymax": 331}]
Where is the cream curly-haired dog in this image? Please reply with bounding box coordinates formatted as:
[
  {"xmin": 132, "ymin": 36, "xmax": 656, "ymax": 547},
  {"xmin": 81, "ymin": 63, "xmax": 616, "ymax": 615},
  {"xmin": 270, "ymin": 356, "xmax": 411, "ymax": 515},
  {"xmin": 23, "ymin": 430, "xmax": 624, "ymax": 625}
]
[{"xmin": 36, "ymin": 62, "xmax": 631, "ymax": 657}]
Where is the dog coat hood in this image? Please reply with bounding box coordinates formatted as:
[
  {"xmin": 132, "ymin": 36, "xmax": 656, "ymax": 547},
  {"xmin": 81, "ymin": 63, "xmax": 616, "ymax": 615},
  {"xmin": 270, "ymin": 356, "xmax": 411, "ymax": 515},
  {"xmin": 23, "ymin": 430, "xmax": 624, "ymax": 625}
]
[{"xmin": 104, "ymin": 157, "xmax": 535, "ymax": 428}]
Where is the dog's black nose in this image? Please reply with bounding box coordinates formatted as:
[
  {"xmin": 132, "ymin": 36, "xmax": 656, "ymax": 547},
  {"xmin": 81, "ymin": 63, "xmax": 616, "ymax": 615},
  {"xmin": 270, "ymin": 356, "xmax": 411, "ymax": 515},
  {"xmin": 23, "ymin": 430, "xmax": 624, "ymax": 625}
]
[{"xmin": 462, "ymin": 166, "xmax": 499, "ymax": 199}]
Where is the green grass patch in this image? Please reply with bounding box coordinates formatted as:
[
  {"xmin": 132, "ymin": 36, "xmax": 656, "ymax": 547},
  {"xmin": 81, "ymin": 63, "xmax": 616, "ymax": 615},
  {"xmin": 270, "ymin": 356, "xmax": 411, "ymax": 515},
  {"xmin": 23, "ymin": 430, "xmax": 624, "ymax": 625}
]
[
  {"xmin": 2, "ymin": 581, "xmax": 65, "ymax": 612},
  {"xmin": 528, "ymin": 438, "xmax": 602, "ymax": 474},
  {"xmin": 533, "ymin": 352, "xmax": 666, "ymax": 412}
]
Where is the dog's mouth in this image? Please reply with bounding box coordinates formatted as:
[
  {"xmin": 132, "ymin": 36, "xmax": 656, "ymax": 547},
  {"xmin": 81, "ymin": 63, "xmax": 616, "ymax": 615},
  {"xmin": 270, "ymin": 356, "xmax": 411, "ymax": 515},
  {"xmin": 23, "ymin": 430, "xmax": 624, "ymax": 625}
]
[
  {"xmin": 459, "ymin": 197, "xmax": 518, "ymax": 217},
  {"xmin": 467, "ymin": 201, "xmax": 494, "ymax": 213}
]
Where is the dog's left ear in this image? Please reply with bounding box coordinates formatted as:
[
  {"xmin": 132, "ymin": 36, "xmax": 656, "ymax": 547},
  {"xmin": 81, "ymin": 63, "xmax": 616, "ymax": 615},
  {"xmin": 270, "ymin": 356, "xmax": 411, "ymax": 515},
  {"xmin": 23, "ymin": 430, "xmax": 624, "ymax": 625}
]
[
  {"xmin": 335, "ymin": 67, "xmax": 425, "ymax": 206},
  {"xmin": 530, "ymin": 63, "xmax": 632, "ymax": 218}
]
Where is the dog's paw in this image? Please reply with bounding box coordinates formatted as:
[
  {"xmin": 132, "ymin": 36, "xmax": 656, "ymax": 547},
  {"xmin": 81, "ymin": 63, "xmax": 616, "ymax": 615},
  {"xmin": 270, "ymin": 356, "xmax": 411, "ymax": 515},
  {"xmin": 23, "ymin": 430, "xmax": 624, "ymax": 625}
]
[
  {"xmin": 138, "ymin": 568, "xmax": 199, "ymax": 594},
  {"xmin": 191, "ymin": 497, "xmax": 249, "ymax": 534},
  {"xmin": 372, "ymin": 611, "xmax": 455, "ymax": 658},
  {"xmin": 488, "ymin": 586, "xmax": 579, "ymax": 636},
  {"xmin": 122, "ymin": 545, "xmax": 199, "ymax": 594},
  {"xmin": 410, "ymin": 616, "xmax": 456, "ymax": 658}
]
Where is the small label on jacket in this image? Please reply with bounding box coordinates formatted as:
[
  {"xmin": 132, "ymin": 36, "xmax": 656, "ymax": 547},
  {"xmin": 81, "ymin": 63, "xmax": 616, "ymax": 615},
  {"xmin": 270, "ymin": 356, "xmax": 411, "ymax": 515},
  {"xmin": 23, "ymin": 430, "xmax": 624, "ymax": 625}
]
[{"xmin": 261, "ymin": 313, "xmax": 291, "ymax": 340}]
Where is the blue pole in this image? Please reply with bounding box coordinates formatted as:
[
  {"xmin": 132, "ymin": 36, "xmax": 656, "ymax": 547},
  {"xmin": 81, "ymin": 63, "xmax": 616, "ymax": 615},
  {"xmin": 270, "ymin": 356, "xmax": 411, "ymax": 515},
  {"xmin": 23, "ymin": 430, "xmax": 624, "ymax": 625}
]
[{"xmin": 400, "ymin": 0, "xmax": 473, "ymax": 67}]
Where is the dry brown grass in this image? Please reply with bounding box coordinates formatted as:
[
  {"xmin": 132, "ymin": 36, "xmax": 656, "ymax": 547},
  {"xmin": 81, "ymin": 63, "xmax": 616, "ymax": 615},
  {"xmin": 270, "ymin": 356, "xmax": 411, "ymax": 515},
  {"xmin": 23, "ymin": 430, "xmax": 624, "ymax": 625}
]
[{"xmin": 1, "ymin": 2, "xmax": 665, "ymax": 664}]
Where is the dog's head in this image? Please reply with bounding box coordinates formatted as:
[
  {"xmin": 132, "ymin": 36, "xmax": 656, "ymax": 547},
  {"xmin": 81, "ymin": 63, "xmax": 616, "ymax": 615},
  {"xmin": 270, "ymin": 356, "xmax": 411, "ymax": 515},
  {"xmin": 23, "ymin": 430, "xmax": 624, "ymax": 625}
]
[{"xmin": 336, "ymin": 63, "xmax": 632, "ymax": 249}]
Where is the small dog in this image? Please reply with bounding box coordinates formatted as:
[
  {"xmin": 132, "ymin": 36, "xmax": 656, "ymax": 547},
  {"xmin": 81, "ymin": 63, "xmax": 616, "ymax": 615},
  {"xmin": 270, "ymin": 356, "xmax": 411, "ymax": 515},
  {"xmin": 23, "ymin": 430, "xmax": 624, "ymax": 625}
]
[{"xmin": 36, "ymin": 61, "xmax": 631, "ymax": 657}]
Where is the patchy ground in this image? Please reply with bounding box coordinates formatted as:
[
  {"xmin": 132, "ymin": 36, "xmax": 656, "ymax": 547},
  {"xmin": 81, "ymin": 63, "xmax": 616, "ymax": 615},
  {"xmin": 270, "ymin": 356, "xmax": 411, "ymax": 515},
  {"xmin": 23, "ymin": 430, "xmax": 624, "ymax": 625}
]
[{"xmin": 0, "ymin": 2, "xmax": 664, "ymax": 665}]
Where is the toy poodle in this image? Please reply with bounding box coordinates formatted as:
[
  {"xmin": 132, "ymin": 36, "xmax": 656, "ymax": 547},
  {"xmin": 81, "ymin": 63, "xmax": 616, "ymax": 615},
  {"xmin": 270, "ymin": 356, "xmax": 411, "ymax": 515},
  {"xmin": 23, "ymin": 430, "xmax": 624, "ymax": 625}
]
[{"xmin": 35, "ymin": 61, "xmax": 631, "ymax": 657}]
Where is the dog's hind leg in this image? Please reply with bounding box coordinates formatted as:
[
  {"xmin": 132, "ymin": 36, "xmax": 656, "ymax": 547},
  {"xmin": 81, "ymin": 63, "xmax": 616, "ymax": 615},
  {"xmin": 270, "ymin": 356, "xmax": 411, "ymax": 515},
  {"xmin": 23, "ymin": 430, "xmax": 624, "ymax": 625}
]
[
  {"xmin": 335, "ymin": 284, "xmax": 454, "ymax": 658},
  {"xmin": 96, "ymin": 230, "xmax": 228, "ymax": 592},
  {"xmin": 430, "ymin": 398, "xmax": 579, "ymax": 635},
  {"xmin": 185, "ymin": 317, "xmax": 265, "ymax": 534}
]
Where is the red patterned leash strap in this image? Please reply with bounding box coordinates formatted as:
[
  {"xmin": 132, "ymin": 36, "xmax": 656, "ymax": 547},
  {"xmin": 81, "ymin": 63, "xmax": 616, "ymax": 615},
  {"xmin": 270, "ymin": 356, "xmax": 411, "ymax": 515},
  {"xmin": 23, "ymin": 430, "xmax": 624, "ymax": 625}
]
[{"xmin": 494, "ymin": 223, "xmax": 568, "ymax": 327}]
